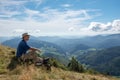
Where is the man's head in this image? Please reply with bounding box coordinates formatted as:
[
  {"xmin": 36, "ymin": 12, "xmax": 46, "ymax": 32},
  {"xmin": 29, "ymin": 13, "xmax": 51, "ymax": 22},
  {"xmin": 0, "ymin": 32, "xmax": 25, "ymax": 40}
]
[{"xmin": 22, "ymin": 33, "xmax": 30, "ymax": 41}]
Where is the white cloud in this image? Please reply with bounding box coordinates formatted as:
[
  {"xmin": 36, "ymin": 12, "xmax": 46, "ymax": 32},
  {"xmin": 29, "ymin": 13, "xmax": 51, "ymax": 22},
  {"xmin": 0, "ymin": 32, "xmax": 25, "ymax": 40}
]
[
  {"xmin": 112, "ymin": 20, "xmax": 120, "ymax": 31},
  {"xmin": 24, "ymin": 8, "xmax": 40, "ymax": 20},
  {"xmin": 76, "ymin": 19, "xmax": 120, "ymax": 36},
  {"xmin": 0, "ymin": 0, "xmax": 43, "ymax": 6},
  {"xmin": 0, "ymin": 0, "xmax": 43, "ymax": 19},
  {"xmin": 13, "ymin": 29, "xmax": 25, "ymax": 33},
  {"xmin": 0, "ymin": 11, "xmax": 21, "ymax": 18},
  {"xmin": 68, "ymin": 27, "xmax": 76, "ymax": 32},
  {"xmin": 88, "ymin": 22, "xmax": 111, "ymax": 31},
  {"xmin": 1, "ymin": 0, "xmax": 110, "ymax": 36},
  {"xmin": 0, "ymin": 0, "xmax": 26, "ymax": 6},
  {"xmin": 35, "ymin": 29, "xmax": 41, "ymax": 33},
  {"xmin": 87, "ymin": 19, "xmax": 120, "ymax": 32},
  {"xmin": 61, "ymin": 4, "xmax": 72, "ymax": 7},
  {"xmin": 0, "ymin": 8, "xmax": 97, "ymax": 36},
  {"xmin": 35, "ymin": 0, "xmax": 43, "ymax": 9}
]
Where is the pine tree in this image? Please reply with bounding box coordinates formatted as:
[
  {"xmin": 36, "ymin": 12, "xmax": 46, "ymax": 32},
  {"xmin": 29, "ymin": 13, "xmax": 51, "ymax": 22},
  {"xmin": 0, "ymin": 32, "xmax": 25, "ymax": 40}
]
[{"xmin": 68, "ymin": 56, "xmax": 85, "ymax": 73}]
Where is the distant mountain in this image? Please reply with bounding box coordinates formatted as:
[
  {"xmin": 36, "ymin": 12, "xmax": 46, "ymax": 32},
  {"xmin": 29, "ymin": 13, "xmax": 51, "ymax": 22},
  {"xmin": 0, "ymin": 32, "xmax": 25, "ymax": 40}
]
[
  {"xmin": 38, "ymin": 34, "xmax": 120, "ymax": 53},
  {"xmin": 86, "ymin": 34, "xmax": 120, "ymax": 48},
  {"xmin": 39, "ymin": 36, "xmax": 77, "ymax": 51},
  {"xmin": 2, "ymin": 37, "xmax": 20, "ymax": 48},
  {"xmin": 39, "ymin": 37, "xmax": 91, "ymax": 52},
  {"xmin": 3, "ymin": 33, "xmax": 119, "ymax": 52},
  {"xmin": 65, "ymin": 34, "xmax": 120, "ymax": 49},
  {"xmin": 77, "ymin": 46, "xmax": 120, "ymax": 76},
  {"xmin": 0, "ymin": 37, "xmax": 12, "ymax": 43}
]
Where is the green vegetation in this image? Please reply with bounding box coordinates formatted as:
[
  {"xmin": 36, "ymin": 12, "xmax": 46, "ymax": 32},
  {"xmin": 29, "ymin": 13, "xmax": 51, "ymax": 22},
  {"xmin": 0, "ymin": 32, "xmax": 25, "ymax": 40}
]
[
  {"xmin": 68, "ymin": 56, "xmax": 85, "ymax": 73},
  {"xmin": 41, "ymin": 47, "xmax": 69, "ymax": 65},
  {"xmin": 0, "ymin": 45, "xmax": 119, "ymax": 80},
  {"xmin": 77, "ymin": 46, "xmax": 120, "ymax": 76},
  {"xmin": 49, "ymin": 58, "xmax": 67, "ymax": 70}
]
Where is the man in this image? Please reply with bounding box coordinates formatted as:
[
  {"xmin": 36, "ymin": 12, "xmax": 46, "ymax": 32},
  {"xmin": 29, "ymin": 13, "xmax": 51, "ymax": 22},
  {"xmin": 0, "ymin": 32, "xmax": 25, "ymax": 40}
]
[{"xmin": 16, "ymin": 33, "xmax": 43, "ymax": 64}]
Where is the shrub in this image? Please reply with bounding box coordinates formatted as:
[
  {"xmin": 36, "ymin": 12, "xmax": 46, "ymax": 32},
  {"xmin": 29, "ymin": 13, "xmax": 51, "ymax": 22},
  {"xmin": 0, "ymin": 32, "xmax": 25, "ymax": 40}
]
[
  {"xmin": 49, "ymin": 58, "xmax": 67, "ymax": 70},
  {"xmin": 68, "ymin": 56, "xmax": 85, "ymax": 73}
]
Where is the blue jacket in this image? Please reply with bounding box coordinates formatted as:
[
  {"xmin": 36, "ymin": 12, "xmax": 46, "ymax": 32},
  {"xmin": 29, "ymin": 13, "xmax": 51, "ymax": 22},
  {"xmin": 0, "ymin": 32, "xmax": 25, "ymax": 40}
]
[{"xmin": 16, "ymin": 40, "xmax": 30, "ymax": 57}]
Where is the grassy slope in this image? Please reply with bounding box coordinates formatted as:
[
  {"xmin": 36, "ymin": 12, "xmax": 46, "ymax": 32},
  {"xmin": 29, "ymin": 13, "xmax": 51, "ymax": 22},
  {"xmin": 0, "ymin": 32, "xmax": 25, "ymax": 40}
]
[{"xmin": 0, "ymin": 45, "xmax": 119, "ymax": 80}]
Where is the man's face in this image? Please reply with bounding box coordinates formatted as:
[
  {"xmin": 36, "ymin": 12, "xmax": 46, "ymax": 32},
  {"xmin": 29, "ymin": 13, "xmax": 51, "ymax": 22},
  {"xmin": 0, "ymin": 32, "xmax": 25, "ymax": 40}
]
[{"xmin": 23, "ymin": 35, "xmax": 30, "ymax": 41}]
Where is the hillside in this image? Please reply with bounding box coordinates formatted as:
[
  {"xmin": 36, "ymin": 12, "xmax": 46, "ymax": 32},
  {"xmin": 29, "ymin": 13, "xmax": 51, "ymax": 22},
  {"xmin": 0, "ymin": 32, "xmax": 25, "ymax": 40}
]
[
  {"xmin": 70, "ymin": 44, "xmax": 90, "ymax": 53},
  {"xmin": 77, "ymin": 46, "xmax": 120, "ymax": 76},
  {"xmin": 0, "ymin": 45, "xmax": 119, "ymax": 80}
]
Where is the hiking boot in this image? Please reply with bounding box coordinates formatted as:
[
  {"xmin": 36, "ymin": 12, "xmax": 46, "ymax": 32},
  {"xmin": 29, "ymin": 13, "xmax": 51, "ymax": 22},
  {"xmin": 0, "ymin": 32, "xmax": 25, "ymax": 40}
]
[
  {"xmin": 43, "ymin": 57, "xmax": 50, "ymax": 64},
  {"xmin": 35, "ymin": 62, "xmax": 42, "ymax": 66}
]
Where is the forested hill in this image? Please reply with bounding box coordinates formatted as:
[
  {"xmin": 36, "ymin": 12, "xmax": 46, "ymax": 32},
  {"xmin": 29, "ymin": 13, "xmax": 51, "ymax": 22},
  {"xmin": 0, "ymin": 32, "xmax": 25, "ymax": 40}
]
[{"xmin": 77, "ymin": 46, "xmax": 120, "ymax": 76}]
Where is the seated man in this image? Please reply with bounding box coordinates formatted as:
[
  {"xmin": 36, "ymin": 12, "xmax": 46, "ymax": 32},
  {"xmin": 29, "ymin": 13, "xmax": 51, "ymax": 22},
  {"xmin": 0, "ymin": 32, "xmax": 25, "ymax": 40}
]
[{"xmin": 16, "ymin": 33, "xmax": 43, "ymax": 65}]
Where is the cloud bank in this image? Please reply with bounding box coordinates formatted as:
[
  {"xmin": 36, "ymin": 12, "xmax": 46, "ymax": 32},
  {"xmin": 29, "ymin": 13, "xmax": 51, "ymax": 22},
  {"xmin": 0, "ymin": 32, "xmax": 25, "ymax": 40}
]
[
  {"xmin": 0, "ymin": 0, "xmax": 120, "ymax": 36},
  {"xmin": 88, "ymin": 19, "xmax": 120, "ymax": 32}
]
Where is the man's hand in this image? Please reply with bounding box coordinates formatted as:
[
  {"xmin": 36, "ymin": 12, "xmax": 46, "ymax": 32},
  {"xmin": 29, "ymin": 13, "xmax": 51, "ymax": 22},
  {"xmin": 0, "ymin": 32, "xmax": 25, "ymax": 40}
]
[
  {"xmin": 30, "ymin": 48, "xmax": 41, "ymax": 53},
  {"xmin": 30, "ymin": 48, "xmax": 37, "ymax": 51},
  {"xmin": 35, "ymin": 49, "xmax": 41, "ymax": 53}
]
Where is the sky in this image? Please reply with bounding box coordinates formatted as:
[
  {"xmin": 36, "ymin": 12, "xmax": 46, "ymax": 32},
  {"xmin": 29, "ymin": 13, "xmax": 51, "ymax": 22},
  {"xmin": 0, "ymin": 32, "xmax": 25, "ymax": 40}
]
[{"xmin": 0, "ymin": 0, "xmax": 120, "ymax": 36}]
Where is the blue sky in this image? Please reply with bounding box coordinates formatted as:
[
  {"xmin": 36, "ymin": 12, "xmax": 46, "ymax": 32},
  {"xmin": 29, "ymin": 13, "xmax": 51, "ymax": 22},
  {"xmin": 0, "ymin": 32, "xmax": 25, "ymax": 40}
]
[{"xmin": 0, "ymin": 0, "xmax": 120, "ymax": 36}]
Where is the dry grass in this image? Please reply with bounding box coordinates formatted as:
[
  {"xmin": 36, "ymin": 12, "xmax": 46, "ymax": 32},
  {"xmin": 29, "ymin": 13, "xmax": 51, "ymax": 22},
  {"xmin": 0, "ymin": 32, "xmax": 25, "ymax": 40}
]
[
  {"xmin": 0, "ymin": 65, "xmax": 116, "ymax": 80},
  {"xmin": 0, "ymin": 45, "xmax": 119, "ymax": 80}
]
